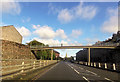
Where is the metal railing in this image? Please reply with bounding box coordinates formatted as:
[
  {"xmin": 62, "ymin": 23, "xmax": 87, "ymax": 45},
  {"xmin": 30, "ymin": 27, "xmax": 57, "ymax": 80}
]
[{"xmin": 1, "ymin": 59, "xmax": 58, "ymax": 79}]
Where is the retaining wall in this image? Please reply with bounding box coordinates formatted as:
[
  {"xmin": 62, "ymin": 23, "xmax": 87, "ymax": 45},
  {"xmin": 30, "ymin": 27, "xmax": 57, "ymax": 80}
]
[{"xmin": 1, "ymin": 40, "xmax": 36, "ymax": 66}]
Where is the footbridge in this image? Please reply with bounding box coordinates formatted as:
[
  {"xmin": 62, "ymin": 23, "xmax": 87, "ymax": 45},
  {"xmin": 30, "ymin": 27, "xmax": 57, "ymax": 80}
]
[{"xmin": 30, "ymin": 45, "xmax": 117, "ymax": 66}]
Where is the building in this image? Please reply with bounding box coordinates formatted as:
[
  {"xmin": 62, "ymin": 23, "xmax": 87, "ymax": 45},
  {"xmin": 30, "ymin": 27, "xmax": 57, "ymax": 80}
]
[
  {"xmin": 93, "ymin": 31, "xmax": 120, "ymax": 46},
  {"xmin": 0, "ymin": 25, "xmax": 22, "ymax": 43},
  {"xmin": 54, "ymin": 50, "xmax": 60, "ymax": 58},
  {"xmin": 76, "ymin": 31, "xmax": 120, "ymax": 63}
]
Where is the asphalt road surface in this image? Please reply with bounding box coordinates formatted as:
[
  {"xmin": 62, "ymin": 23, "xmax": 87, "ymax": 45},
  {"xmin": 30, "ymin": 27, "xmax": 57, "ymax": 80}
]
[{"xmin": 34, "ymin": 61, "xmax": 119, "ymax": 81}]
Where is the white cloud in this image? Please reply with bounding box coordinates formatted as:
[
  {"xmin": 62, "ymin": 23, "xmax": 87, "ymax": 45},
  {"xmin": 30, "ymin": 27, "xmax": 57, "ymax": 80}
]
[
  {"xmin": 33, "ymin": 25, "xmax": 67, "ymax": 39},
  {"xmin": 57, "ymin": 49, "xmax": 81, "ymax": 58},
  {"xmin": 74, "ymin": 3, "xmax": 97, "ymax": 19},
  {"xmin": 57, "ymin": 2, "xmax": 97, "ymax": 23},
  {"xmin": 58, "ymin": 9, "xmax": 73, "ymax": 23},
  {"xmin": 28, "ymin": 37, "xmax": 83, "ymax": 47},
  {"xmin": 22, "ymin": 17, "xmax": 31, "ymax": 23},
  {"xmin": 69, "ymin": 43, "xmax": 83, "ymax": 46},
  {"xmin": 85, "ymin": 38, "xmax": 99, "ymax": 44},
  {"xmin": 56, "ymin": 29, "xmax": 67, "ymax": 39},
  {"xmin": 33, "ymin": 25, "xmax": 56, "ymax": 39},
  {"xmin": 32, "ymin": 37, "xmax": 68, "ymax": 46},
  {"xmin": 48, "ymin": 3, "xmax": 60, "ymax": 14},
  {"xmin": 32, "ymin": 25, "xmax": 40, "ymax": 29},
  {"xmin": 71, "ymin": 29, "xmax": 82, "ymax": 38},
  {"xmin": 1, "ymin": 0, "xmax": 21, "ymax": 15},
  {"xmin": 86, "ymin": 43, "xmax": 93, "ymax": 46},
  {"xmin": 0, "ymin": 22, "xmax": 6, "ymax": 26},
  {"xmin": 101, "ymin": 8, "xmax": 118, "ymax": 33},
  {"xmin": 17, "ymin": 26, "xmax": 31, "ymax": 37}
]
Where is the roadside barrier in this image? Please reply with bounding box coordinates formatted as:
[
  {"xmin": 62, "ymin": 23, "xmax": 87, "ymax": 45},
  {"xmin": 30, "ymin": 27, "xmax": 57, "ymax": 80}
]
[
  {"xmin": 91, "ymin": 63, "xmax": 93, "ymax": 66},
  {"xmin": 113, "ymin": 63, "xmax": 116, "ymax": 70},
  {"xmin": 94, "ymin": 62, "xmax": 96, "ymax": 67},
  {"xmin": 78, "ymin": 61, "xmax": 120, "ymax": 72},
  {"xmin": 1, "ymin": 59, "xmax": 58, "ymax": 79},
  {"xmin": 105, "ymin": 63, "xmax": 107, "ymax": 69}
]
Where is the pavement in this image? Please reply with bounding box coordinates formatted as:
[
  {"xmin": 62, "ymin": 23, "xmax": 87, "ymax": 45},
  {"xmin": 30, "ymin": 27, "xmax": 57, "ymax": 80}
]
[{"xmin": 34, "ymin": 61, "xmax": 120, "ymax": 81}]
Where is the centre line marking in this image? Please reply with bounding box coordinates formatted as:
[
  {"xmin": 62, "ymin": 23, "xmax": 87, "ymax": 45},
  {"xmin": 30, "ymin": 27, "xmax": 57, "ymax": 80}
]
[
  {"xmin": 105, "ymin": 77, "xmax": 114, "ymax": 82},
  {"xmin": 83, "ymin": 76, "xmax": 90, "ymax": 82},
  {"xmin": 79, "ymin": 67, "xmax": 83, "ymax": 70},
  {"xmin": 71, "ymin": 66, "xmax": 73, "ymax": 69},
  {"xmin": 86, "ymin": 70, "xmax": 97, "ymax": 75},
  {"xmin": 74, "ymin": 69, "xmax": 80, "ymax": 74}
]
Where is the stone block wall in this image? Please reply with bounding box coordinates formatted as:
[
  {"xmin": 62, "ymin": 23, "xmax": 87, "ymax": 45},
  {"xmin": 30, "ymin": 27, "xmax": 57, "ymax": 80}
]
[{"xmin": 2, "ymin": 40, "xmax": 36, "ymax": 60}]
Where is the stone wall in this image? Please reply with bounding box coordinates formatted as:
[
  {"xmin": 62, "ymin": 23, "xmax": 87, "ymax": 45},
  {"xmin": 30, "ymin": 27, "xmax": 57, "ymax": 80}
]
[{"xmin": 2, "ymin": 40, "xmax": 36, "ymax": 60}]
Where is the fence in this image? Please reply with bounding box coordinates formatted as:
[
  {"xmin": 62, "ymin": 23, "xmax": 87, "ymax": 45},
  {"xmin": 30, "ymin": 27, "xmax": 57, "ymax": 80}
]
[
  {"xmin": 1, "ymin": 59, "xmax": 58, "ymax": 79},
  {"xmin": 76, "ymin": 61, "xmax": 120, "ymax": 72}
]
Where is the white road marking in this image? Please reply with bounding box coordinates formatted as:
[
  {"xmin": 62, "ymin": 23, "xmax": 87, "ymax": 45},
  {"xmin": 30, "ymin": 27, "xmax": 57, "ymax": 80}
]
[
  {"xmin": 67, "ymin": 63, "xmax": 73, "ymax": 69},
  {"xmin": 105, "ymin": 77, "xmax": 114, "ymax": 82},
  {"xmin": 86, "ymin": 70, "xmax": 97, "ymax": 75},
  {"xmin": 70, "ymin": 66, "xmax": 73, "ymax": 69},
  {"xmin": 83, "ymin": 76, "xmax": 90, "ymax": 82},
  {"xmin": 73, "ymin": 69, "xmax": 80, "ymax": 74},
  {"xmin": 67, "ymin": 63, "xmax": 80, "ymax": 75},
  {"xmin": 33, "ymin": 62, "xmax": 59, "ymax": 80},
  {"xmin": 79, "ymin": 67, "xmax": 83, "ymax": 70}
]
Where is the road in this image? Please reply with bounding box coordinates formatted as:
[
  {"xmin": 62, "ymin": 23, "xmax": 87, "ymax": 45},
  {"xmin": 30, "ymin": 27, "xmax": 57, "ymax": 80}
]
[{"xmin": 33, "ymin": 61, "xmax": 119, "ymax": 81}]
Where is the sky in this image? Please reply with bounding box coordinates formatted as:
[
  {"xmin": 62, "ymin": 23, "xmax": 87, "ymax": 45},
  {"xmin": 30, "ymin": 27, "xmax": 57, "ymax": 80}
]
[{"xmin": 0, "ymin": 1, "xmax": 119, "ymax": 58}]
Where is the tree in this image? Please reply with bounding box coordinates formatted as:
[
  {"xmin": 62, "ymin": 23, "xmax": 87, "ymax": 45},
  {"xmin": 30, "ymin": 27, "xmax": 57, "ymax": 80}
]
[
  {"xmin": 53, "ymin": 52, "xmax": 56, "ymax": 60},
  {"xmin": 27, "ymin": 40, "xmax": 60, "ymax": 60},
  {"xmin": 26, "ymin": 40, "xmax": 45, "ymax": 46}
]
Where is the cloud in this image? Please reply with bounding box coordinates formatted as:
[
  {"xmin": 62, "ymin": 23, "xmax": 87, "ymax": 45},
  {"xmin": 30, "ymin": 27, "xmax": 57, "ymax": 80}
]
[
  {"xmin": 74, "ymin": 3, "xmax": 97, "ymax": 19},
  {"xmin": 85, "ymin": 38, "xmax": 99, "ymax": 44},
  {"xmin": 56, "ymin": 29, "xmax": 67, "ymax": 39},
  {"xmin": 32, "ymin": 25, "xmax": 40, "ymax": 29},
  {"xmin": 101, "ymin": 8, "xmax": 118, "ymax": 33},
  {"xmin": 28, "ymin": 37, "xmax": 82, "ymax": 46},
  {"xmin": 22, "ymin": 17, "xmax": 31, "ymax": 23},
  {"xmin": 16, "ymin": 26, "xmax": 31, "ymax": 37},
  {"xmin": 57, "ymin": 49, "xmax": 82, "ymax": 58},
  {"xmin": 69, "ymin": 43, "xmax": 83, "ymax": 46},
  {"xmin": 0, "ymin": 22, "xmax": 7, "ymax": 26},
  {"xmin": 48, "ymin": 3, "xmax": 60, "ymax": 14},
  {"xmin": 31, "ymin": 37, "xmax": 68, "ymax": 46},
  {"xmin": 71, "ymin": 29, "xmax": 82, "ymax": 38},
  {"xmin": 58, "ymin": 9, "xmax": 73, "ymax": 23},
  {"xmin": 33, "ymin": 25, "xmax": 55, "ymax": 39},
  {"xmin": 33, "ymin": 25, "xmax": 67, "ymax": 39},
  {"xmin": 56, "ymin": 2, "xmax": 97, "ymax": 23},
  {"xmin": 1, "ymin": 0, "xmax": 21, "ymax": 15}
]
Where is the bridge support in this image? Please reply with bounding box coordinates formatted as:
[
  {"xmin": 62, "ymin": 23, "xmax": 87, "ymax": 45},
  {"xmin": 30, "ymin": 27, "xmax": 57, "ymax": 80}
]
[
  {"xmin": 88, "ymin": 48, "xmax": 91, "ymax": 66},
  {"xmin": 51, "ymin": 49, "xmax": 53, "ymax": 60}
]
